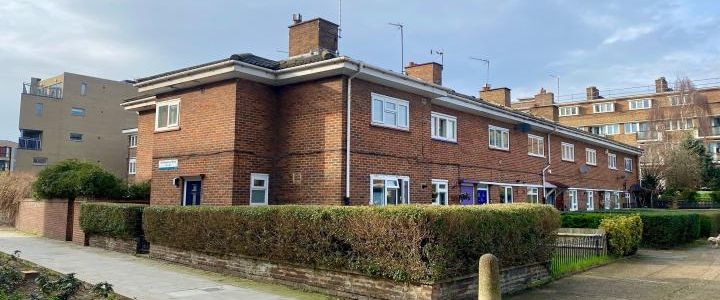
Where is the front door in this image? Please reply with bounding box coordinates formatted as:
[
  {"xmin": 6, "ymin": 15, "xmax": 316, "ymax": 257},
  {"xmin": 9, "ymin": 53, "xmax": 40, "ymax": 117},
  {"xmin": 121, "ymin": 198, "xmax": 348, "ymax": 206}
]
[
  {"xmin": 460, "ymin": 184, "xmax": 474, "ymax": 205},
  {"xmin": 184, "ymin": 180, "xmax": 202, "ymax": 206},
  {"xmin": 477, "ymin": 186, "xmax": 488, "ymax": 205}
]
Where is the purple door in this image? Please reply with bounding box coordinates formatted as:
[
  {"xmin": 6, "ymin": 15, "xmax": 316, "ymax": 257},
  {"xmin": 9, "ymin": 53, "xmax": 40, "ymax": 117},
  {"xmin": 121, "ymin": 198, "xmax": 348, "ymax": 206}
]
[{"xmin": 460, "ymin": 185, "xmax": 474, "ymax": 205}]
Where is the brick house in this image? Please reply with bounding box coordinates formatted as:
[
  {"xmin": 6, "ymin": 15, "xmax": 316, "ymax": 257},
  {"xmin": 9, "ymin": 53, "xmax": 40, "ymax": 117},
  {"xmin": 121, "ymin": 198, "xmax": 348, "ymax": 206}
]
[{"xmin": 122, "ymin": 16, "xmax": 642, "ymax": 211}]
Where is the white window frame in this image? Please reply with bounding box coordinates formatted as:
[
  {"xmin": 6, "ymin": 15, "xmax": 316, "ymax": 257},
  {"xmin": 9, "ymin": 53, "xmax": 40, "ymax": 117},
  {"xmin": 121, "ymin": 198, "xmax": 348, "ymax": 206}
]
[
  {"xmin": 668, "ymin": 95, "xmax": 689, "ymax": 106},
  {"xmin": 608, "ymin": 153, "xmax": 617, "ymax": 169},
  {"xmin": 129, "ymin": 135, "xmax": 138, "ymax": 148},
  {"xmin": 370, "ymin": 174, "xmax": 410, "ymax": 206},
  {"xmin": 614, "ymin": 192, "xmax": 621, "ymax": 209},
  {"xmin": 527, "ymin": 134, "xmax": 545, "ymax": 157},
  {"xmin": 128, "ymin": 158, "xmax": 136, "ymax": 175},
  {"xmin": 527, "ymin": 187, "xmax": 539, "ymax": 203},
  {"xmin": 604, "ymin": 192, "xmax": 611, "ymax": 209},
  {"xmin": 586, "ymin": 148, "xmax": 597, "ymax": 166},
  {"xmin": 624, "ymin": 122, "xmax": 638, "ymax": 134},
  {"xmin": 80, "ymin": 82, "xmax": 87, "ymax": 96},
  {"xmin": 430, "ymin": 112, "xmax": 457, "ymax": 142},
  {"xmin": 70, "ymin": 107, "xmax": 86, "ymax": 117},
  {"xmin": 604, "ymin": 124, "xmax": 620, "ymax": 135},
  {"xmin": 586, "ymin": 191, "xmax": 594, "ymax": 211},
  {"xmin": 488, "ymin": 125, "xmax": 510, "ymax": 151},
  {"xmin": 592, "ymin": 102, "xmax": 615, "ymax": 114},
  {"xmin": 624, "ymin": 158, "xmax": 633, "ymax": 172},
  {"xmin": 561, "ymin": 142, "xmax": 575, "ymax": 162},
  {"xmin": 569, "ymin": 189, "xmax": 578, "ymax": 211},
  {"xmin": 559, "ymin": 106, "xmax": 579, "ymax": 117},
  {"xmin": 250, "ymin": 173, "xmax": 270, "ymax": 205},
  {"xmin": 155, "ymin": 99, "xmax": 181, "ymax": 131},
  {"xmin": 432, "ymin": 179, "xmax": 449, "ymax": 205},
  {"xmin": 628, "ymin": 98, "xmax": 652, "ymax": 110},
  {"xmin": 371, "ymin": 93, "xmax": 409, "ymax": 130},
  {"xmin": 501, "ymin": 186, "xmax": 513, "ymax": 203}
]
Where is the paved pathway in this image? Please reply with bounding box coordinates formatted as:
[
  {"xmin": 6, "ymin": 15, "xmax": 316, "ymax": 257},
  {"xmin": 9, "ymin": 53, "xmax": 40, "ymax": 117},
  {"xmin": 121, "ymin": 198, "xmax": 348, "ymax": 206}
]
[
  {"xmin": 0, "ymin": 228, "xmax": 327, "ymax": 300},
  {"xmin": 509, "ymin": 243, "xmax": 720, "ymax": 300}
]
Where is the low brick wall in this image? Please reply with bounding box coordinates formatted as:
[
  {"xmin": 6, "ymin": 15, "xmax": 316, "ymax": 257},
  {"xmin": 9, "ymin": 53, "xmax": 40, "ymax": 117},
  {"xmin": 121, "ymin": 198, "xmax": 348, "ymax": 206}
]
[
  {"xmin": 15, "ymin": 199, "xmax": 69, "ymax": 241},
  {"xmin": 88, "ymin": 235, "xmax": 138, "ymax": 255},
  {"xmin": 149, "ymin": 245, "xmax": 550, "ymax": 299}
]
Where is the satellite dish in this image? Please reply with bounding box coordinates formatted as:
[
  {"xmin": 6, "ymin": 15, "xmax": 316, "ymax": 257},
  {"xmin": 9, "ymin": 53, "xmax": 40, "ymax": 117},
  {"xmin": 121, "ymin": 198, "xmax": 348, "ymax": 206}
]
[{"xmin": 579, "ymin": 164, "xmax": 590, "ymax": 174}]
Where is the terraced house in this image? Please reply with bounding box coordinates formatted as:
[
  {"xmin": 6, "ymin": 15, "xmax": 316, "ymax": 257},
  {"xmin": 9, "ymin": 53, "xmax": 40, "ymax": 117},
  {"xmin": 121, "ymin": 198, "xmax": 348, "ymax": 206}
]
[
  {"xmin": 512, "ymin": 77, "xmax": 720, "ymax": 163},
  {"xmin": 122, "ymin": 16, "xmax": 642, "ymax": 211}
]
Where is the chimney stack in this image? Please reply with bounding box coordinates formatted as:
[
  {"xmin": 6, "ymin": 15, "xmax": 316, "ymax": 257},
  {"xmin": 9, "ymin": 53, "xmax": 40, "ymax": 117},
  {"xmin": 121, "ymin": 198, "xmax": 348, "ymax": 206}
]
[
  {"xmin": 288, "ymin": 16, "xmax": 339, "ymax": 57},
  {"xmin": 404, "ymin": 62, "xmax": 443, "ymax": 85},
  {"xmin": 480, "ymin": 86, "xmax": 511, "ymax": 107},
  {"xmin": 655, "ymin": 77, "xmax": 669, "ymax": 93},
  {"xmin": 586, "ymin": 86, "xmax": 600, "ymax": 100}
]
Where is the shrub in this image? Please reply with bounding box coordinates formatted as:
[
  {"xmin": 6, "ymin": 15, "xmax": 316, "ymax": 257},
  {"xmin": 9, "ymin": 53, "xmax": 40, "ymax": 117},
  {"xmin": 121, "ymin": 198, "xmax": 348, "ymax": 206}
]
[
  {"xmin": 0, "ymin": 172, "xmax": 34, "ymax": 225},
  {"xmin": 33, "ymin": 160, "xmax": 123, "ymax": 200},
  {"xmin": 144, "ymin": 204, "xmax": 560, "ymax": 283},
  {"xmin": 698, "ymin": 211, "xmax": 720, "ymax": 237},
  {"xmin": 599, "ymin": 215, "xmax": 642, "ymax": 256},
  {"xmin": 80, "ymin": 203, "xmax": 145, "ymax": 239},
  {"xmin": 710, "ymin": 191, "xmax": 720, "ymax": 204},
  {"xmin": 124, "ymin": 181, "xmax": 150, "ymax": 201},
  {"xmin": 679, "ymin": 189, "xmax": 697, "ymax": 203}
]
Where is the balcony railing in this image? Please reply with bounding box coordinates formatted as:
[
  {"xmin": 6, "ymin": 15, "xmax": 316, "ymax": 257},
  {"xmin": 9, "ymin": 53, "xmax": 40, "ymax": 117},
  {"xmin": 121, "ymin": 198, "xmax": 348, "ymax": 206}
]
[
  {"xmin": 22, "ymin": 83, "xmax": 62, "ymax": 99},
  {"xmin": 18, "ymin": 137, "xmax": 41, "ymax": 150},
  {"xmin": 636, "ymin": 131, "xmax": 660, "ymax": 141}
]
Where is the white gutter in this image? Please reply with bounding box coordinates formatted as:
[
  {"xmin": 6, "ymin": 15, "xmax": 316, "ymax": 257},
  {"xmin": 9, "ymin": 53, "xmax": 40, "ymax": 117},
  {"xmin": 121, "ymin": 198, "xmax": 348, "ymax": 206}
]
[{"xmin": 345, "ymin": 63, "xmax": 364, "ymax": 204}]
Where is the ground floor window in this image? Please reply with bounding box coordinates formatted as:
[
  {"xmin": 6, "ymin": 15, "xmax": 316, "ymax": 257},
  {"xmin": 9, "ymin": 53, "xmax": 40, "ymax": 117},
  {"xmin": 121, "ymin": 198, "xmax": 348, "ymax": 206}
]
[
  {"xmin": 614, "ymin": 191, "xmax": 621, "ymax": 209},
  {"xmin": 603, "ymin": 192, "xmax": 611, "ymax": 209},
  {"xmin": 500, "ymin": 186, "xmax": 513, "ymax": 203},
  {"xmin": 371, "ymin": 175, "xmax": 410, "ymax": 206},
  {"xmin": 250, "ymin": 173, "xmax": 269, "ymax": 205},
  {"xmin": 586, "ymin": 190, "xmax": 594, "ymax": 211},
  {"xmin": 432, "ymin": 179, "xmax": 448, "ymax": 205},
  {"xmin": 624, "ymin": 192, "xmax": 631, "ymax": 208},
  {"xmin": 527, "ymin": 187, "xmax": 539, "ymax": 203},
  {"xmin": 128, "ymin": 158, "xmax": 136, "ymax": 175},
  {"xmin": 568, "ymin": 190, "xmax": 578, "ymax": 211}
]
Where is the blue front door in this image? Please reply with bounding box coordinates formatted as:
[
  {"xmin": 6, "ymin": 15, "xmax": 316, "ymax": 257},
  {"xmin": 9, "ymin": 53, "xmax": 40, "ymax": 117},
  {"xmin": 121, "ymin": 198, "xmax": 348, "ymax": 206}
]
[
  {"xmin": 477, "ymin": 189, "xmax": 488, "ymax": 205},
  {"xmin": 184, "ymin": 181, "xmax": 202, "ymax": 206}
]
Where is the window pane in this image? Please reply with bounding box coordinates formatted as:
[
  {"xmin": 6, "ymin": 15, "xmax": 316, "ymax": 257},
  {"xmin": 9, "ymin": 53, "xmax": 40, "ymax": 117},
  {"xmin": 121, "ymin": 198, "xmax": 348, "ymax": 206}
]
[
  {"xmin": 372, "ymin": 179, "xmax": 384, "ymax": 205},
  {"xmin": 386, "ymin": 187, "xmax": 398, "ymax": 205},
  {"xmin": 448, "ymin": 120, "xmax": 455, "ymax": 140},
  {"xmin": 398, "ymin": 105, "xmax": 408, "ymax": 127},
  {"xmin": 253, "ymin": 179, "xmax": 265, "ymax": 187},
  {"xmin": 384, "ymin": 111, "xmax": 397, "ymax": 126},
  {"xmin": 372, "ymin": 99, "xmax": 383, "ymax": 122},
  {"xmin": 35, "ymin": 103, "xmax": 43, "ymax": 116},
  {"xmin": 168, "ymin": 104, "xmax": 178, "ymax": 126},
  {"xmin": 439, "ymin": 192, "xmax": 446, "ymax": 205},
  {"xmin": 251, "ymin": 190, "xmax": 266, "ymax": 203},
  {"xmin": 439, "ymin": 118, "xmax": 446, "ymax": 137},
  {"xmin": 502, "ymin": 131, "xmax": 509, "ymax": 148},
  {"xmin": 489, "ymin": 130, "xmax": 496, "ymax": 146},
  {"xmin": 158, "ymin": 106, "xmax": 169, "ymax": 128}
]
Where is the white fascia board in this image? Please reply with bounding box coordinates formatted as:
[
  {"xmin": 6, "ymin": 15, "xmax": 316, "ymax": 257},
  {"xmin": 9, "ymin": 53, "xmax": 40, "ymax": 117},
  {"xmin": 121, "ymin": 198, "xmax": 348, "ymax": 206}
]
[
  {"xmin": 121, "ymin": 96, "xmax": 157, "ymax": 111},
  {"xmin": 121, "ymin": 128, "xmax": 138, "ymax": 134}
]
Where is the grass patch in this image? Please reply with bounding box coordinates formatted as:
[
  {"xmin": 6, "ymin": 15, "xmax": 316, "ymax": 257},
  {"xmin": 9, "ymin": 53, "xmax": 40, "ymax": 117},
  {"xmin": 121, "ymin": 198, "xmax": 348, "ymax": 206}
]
[{"xmin": 550, "ymin": 254, "xmax": 613, "ymax": 279}]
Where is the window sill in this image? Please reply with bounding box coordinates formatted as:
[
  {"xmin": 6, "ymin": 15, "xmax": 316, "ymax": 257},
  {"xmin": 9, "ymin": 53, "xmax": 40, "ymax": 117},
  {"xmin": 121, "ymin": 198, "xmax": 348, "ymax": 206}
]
[
  {"xmin": 370, "ymin": 123, "xmax": 409, "ymax": 132},
  {"xmin": 586, "ymin": 163, "xmax": 597, "ymax": 167},
  {"xmin": 609, "ymin": 167, "xmax": 618, "ymax": 170},
  {"xmin": 561, "ymin": 159, "xmax": 575, "ymax": 163},
  {"xmin": 155, "ymin": 126, "xmax": 180, "ymax": 133},
  {"xmin": 528, "ymin": 153, "xmax": 545, "ymax": 158},
  {"xmin": 431, "ymin": 138, "xmax": 457, "ymax": 144},
  {"xmin": 129, "ymin": 146, "xmax": 137, "ymax": 149},
  {"xmin": 489, "ymin": 146, "xmax": 509, "ymax": 152}
]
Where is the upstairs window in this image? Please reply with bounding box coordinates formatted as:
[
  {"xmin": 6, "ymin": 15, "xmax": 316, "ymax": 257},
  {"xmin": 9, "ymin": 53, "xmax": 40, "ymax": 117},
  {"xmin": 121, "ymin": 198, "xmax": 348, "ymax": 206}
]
[
  {"xmin": 628, "ymin": 98, "xmax": 652, "ymax": 110},
  {"xmin": 34, "ymin": 103, "xmax": 43, "ymax": 116},
  {"xmin": 32, "ymin": 157, "xmax": 48, "ymax": 166},
  {"xmin": 488, "ymin": 125, "xmax": 509, "ymax": 150},
  {"xmin": 624, "ymin": 122, "xmax": 649, "ymax": 134},
  {"xmin": 559, "ymin": 106, "xmax": 579, "ymax": 117},
  {"xmin": 668, "ymin": 95, "xmax": 690, "ymax": 106},
  {"xmin": 156, "ymin": 99, "xmax": 180, "ymax": 131},
  {"xmin": 129, "ymin": 135, "xmax": 137, "ymax": 148},
  {"xmin": 608, "ymin": 153, "xmax": 617, "ymax": 169},
  {"xmin": 592, "ymin": 102, "xmax": 614, "ymax": 113},
  {"xmin": 71, "ymin": 107, "xmax": 85, "ymax": 116},
  {"xmin": 666, "ymin": 119, "xmax": 694, "ymax": 131},
  {"xmin": 431, "ymin": 112, "xmax": 457, "ymax": 142},
  {"xmin": 624, "ymin": 158, "xmax": 633, "ymax": 172},
  {"xmin": 371, "ymin": 174, "xmax": 410, "ymax": 206},
  {"xmin": 527, "ymin": 134, "xmax": 544, "ymax": 157},
  {"xmin": 432, "ymin": 179, "xmax": 448, "ymax": 205},
  {"xmin": 561, "ymin": 142, "xmax": 575, "ymax": 162},
  {"xmin": 586, "ymin": 148, "xmax": 597, "ymax": 166},
  {"xmin": 590, "ymin": 124, "xmax": 620, "ymax": 136},
  {"xmin": 371, "ymin": 93, "xmax": 409, "ymax": 130},
  {"xmin": 80, "ymin": 83, "xmax": 87, "ymax": 96}
]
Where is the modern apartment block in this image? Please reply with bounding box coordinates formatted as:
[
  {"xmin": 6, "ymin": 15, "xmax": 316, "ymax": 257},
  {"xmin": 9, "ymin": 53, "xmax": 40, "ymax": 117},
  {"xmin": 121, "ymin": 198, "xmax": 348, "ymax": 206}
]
[
  {"xmin": 122, "ymin": 16, "xmax": 642, "ymax": 211},
  {"xmin": 512, "ymin": 78, "xmax": 720, "ymax": 162},
  {"xmin": 0, "ymin": 140, "xmax": 17, "ymax": 172},
  {"xmin": 16, "ymin": 73, "xmax": 139, "ymax": 177}
]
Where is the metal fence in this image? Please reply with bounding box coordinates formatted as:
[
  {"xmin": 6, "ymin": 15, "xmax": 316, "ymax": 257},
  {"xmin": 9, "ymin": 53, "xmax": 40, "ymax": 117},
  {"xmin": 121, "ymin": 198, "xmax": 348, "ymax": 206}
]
[{"xmin": 552, "ymin": 229, "xmax": 606, "ymax": 271}]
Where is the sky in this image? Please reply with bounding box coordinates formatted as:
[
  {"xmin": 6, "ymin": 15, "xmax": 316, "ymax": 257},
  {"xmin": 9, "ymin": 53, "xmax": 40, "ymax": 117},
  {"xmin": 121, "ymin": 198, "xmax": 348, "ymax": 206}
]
[{"xmin": 1, "ymin": 0, "xmax": 719, "ymax": 141}]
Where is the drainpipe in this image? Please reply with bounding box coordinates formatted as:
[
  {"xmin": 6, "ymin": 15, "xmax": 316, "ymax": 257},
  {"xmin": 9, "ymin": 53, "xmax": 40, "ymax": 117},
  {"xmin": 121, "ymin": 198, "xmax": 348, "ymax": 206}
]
[
  {"xmin": 542, "ymin": 127, "xmax": 558, "ymax": 203},
  {"xmin": 345, "ymin": 63, "xmax": 364, "ymax": 205}
]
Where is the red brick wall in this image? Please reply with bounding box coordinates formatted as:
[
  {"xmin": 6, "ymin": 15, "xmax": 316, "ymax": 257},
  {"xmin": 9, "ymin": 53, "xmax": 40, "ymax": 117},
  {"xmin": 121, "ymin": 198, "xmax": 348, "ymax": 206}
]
[{"xmin": 15, "ymin": 199, "xmax": 68, "ymax": 241}]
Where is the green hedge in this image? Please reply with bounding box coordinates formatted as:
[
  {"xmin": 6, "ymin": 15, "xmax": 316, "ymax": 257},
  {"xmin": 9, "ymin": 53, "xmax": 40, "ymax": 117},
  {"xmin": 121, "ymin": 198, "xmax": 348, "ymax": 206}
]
[
  {"xmin": 79, "ymin": 203, "xmax": 146, "ymax": 239},
  {"xmin": 599, "ymin": 215, "xmax": 642, "ymax": 256},
  {"xmin": 143, "ymin": 204, "xmax": 560, "ymax": 283},
  {"xmin": 698, "ymin": 211, "xmax": 720, "ymax": 237},
  {"xmin": 562, "ymin": 210, "xmax": 704, "ymax": 249}
]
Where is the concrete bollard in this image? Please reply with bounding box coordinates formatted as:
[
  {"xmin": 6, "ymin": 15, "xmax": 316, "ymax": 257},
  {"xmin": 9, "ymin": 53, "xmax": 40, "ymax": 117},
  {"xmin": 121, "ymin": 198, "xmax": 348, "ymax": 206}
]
[{"xmin": 478, "ymin": 253, "xmax": 501, "ymax": 300}]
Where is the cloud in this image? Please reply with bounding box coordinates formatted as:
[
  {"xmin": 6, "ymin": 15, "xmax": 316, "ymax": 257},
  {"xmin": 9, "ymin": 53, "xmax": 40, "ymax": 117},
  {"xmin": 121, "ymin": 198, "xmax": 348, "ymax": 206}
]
[{"xmin": 602, "ymin": 25, "xmax": 656, "ymax": 45}]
